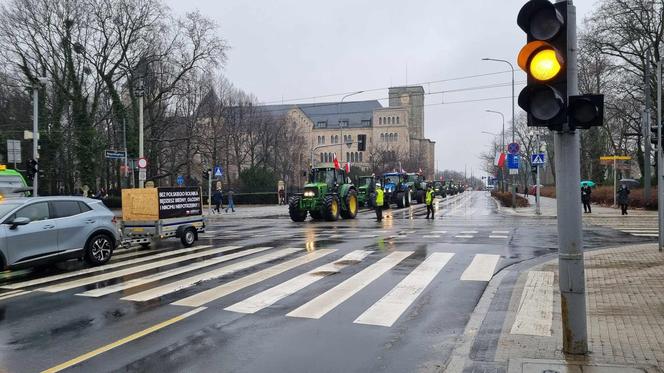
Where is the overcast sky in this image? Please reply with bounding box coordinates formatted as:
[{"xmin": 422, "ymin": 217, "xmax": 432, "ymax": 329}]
[{"xmin": 167, "ymin": 0, "xmax": 595, "ymax": 177}]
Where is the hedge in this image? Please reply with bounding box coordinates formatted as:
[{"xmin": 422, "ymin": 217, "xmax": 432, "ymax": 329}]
[
  {"xmin": 538, "ymin": 185, "xmax": 657, "ymax": 210},
  {"xmin": 491, "ymin": 190, "xmax": 529, "ymax": 208}
]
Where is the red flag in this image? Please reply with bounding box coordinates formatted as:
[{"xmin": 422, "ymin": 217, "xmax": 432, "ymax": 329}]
[
  {"xmin": 495, "ymin": 152, "xmax": 506, "ymax": 167},
  {"xmin": 333, "ymin": 153, "xmax": 340, "ymax": 170},
  {"xmin": 345, "ymin": 162, "xmax": 351, "ymax": 173}
]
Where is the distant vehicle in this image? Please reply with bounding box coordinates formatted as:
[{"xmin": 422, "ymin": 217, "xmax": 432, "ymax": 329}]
[
  {"xmin": 404, "ymin": 173, "xmax": 427, "ymax": 203},
  {"xmin": 0, "ymin": 165, "xmax": 29, "ymax": 199},
  {"xmin": 356, "ymin": 175, "xmax": 376, "ymax": 208},
  {"xmin": 382, "ymin": 172, "xmax": 411, "ymax": 208},
  {"xmin": 433, "ymin": 181, "xmax": 447, "ymax": 197},
  {"xmin": 289, "ymin": 167, "xmax": 357, "ymax": 221},
  {"xmin": 0, "ymin": 196, "xmax": 121, "ymax": 270}
]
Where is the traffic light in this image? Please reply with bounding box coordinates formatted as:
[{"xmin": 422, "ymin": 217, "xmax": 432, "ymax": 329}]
[
  {"xmin": 568, "ymin": 94, "xmax": 604, "ymax": 129},
  {"xmin": 27, "ymin": 159, "xmax": 38, "ymax": 180},
  {"xmin": 202, "ymin": 168, "xmax": 211, "ymax": 180},
  {"xmin": 517, "ymin": 0, "xmax": 568, "ymax": 130}
]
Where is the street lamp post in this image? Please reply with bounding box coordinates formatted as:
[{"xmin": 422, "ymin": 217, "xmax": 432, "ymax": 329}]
[
  {"xmin": 31, "ymin": 76, "xmax": 48, "ymax": 197},
  {"xmin": 135, "ymin": 80, "xmax": 145, "ymax": 188},
  {"xmin": 483, "ymin": 58, "xmax": 516, "ymax": 208},
  {"xmin": 485, "ymin": 110, "xmax": 505, "ymax": 192},
  {"xmin": 338, "ymin": 91, "xmax": 364, "ymax": 163}
]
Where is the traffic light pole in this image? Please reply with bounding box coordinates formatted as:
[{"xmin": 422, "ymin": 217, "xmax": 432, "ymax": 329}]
[
  {"xmin": 555, "ymin": 0, "xmax": 587, "ymax": 354},
  {"xmin": 657, "ymin": 58, "xmax": 663, "ymax": 252},
  {"xmin": 208, "ymin": 169, "xmax": 212, "ymax": 216}
]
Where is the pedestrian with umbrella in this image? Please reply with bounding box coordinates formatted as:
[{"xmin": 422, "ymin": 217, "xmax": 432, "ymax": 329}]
[{"xmin": 617, "ymin": 184, "xmax": 630, "ymax": 216}]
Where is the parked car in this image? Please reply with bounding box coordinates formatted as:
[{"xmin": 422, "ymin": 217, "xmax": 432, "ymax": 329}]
[{"xmin": 0, "ymin": 196, "xmax": 121, "ymax": 270}]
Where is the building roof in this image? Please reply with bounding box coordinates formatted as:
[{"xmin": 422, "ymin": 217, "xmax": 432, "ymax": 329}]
[{"xmin": 260, "ymin": 100, "xmax": 382, "ymax": 128}]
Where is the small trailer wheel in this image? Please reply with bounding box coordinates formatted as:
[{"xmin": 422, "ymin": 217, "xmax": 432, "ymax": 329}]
[{"xmin": 181, "ymin": 228, "xmax": 196, "ymax": 247}]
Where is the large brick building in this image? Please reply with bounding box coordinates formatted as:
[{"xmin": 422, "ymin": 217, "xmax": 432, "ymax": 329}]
[{"xmin": 269, "ymin": 86, "xmax": 435, "ymax": 178}]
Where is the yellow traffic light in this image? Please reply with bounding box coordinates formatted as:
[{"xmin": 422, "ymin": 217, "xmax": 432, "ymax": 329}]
[{"xmin": 530, "ymin": 49, "xmax": 561, "ymax": 81}]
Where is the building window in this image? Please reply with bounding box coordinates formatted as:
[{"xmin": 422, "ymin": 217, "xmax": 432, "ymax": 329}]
[
  {"xmin": 316, "ymin": 121, "xmax": 327, "ymax": 128},
  {"xmin": 379, "ymin": 117, "xmax": 382, "ymax": 125},
  {"xmin": 396, "ymin": 116, "xmax": 400, "ymax": 124},
  {"xmin": 395, "ymin": 133, "xmax": 398, "ymax": 142},
  {"xmin": 346, "ymin": 152, "xmax": 350, "ymax": 161},
  {"xmin": 389, "ymin": 133, "xmax": 394, "ymax": 142},
  {"xmin": 361, "ymin": 119, "xmax": 371, "ymax": 126},
  {"xmin": 320, "ymin": 153, "xmax": 324, "ymax": 163},
  {"xmin": 340, "ymin": 120, "xmax": 349, "ymax": 128},
  {"xmin": 359, "ymin": 152, "xmax": 363, "ymax": 162},
  {"xmin": 380, "ymin": 133, "xmax": 384, "ymax": 142}
]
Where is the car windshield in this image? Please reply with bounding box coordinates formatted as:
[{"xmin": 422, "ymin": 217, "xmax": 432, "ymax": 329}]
[
  {"xmin": 359, "ymin": 177, "xmax": 373, "ymax": 186},
  {"xmin": 0, "ymin": 175, "xmax": 27, "ymax": 198},
  {"xmin": 0, "ymin": 201, "xmax": 21, "ymax": 219},
  {"xmin": 310, "ymin": 169, "xmax": 335, "ymax": 185},
  {"xmin": 385, "ymin": 175, "xmax": 400, "ymax": 184}
]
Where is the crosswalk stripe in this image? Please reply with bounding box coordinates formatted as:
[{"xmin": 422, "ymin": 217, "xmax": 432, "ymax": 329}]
[
  {"xmin": 621, "ymin": 229, "xmax": 658, "ymax": 233},
  {"xmin": 122, "ymin": 248, "xmax": 302, "ymax": 302},
  {"xmin": 0, "ymin": 290, "xmax": 31, "ymax": 301},
  {"xmin": 172, "ymin": 249, "xmax": 336, "ymax": 307},
  {"xmin": 455, "ymin": 235, "xmax": 473, "ymax": 239},
  {"xmin": 489, "ymin": 235, "xmax": 509, "ymax": 239},
  {"xmin": 422, "ymin": 235, "xmax": 440, "ymax": 238},
  {"xmin": 510, "ymin": 271, "xmax": 554, "ymax": 336},
  {"xmin": 77, "ymin": 247, "xmax": 271, "ymax": 298},
  {"xmin": 353, "ymin": 252, "xmax": 454, "ymax": 327},
  {"xmin": 225, "ymin": 250, "xmax": 372, "ymax": 314},
  {"xmin": 38, "ymin": 246, "xmax": 239, "ymax": 293},
  {"xmin": 1, "ymin": 245, "xmax": 213, "ymax": 290},
  {"xmin": 460, "ymin": 231, "xmax": 478, "ymax": 234},
  {"xmin": 286, "ymin": 251, "xmax": 412, "ymax": 319},
  {"xmin": 460, "ymin": 254, "xmax": 500, "ymax": 281},
  {"xmin": 633, "ymin": 233, "xmax": 659, "ymax": 237},
  {"xmin": 492, "ymin": 231, "xmax": 509, "ymax": 234},
  {"xmin": 112, "ymin": 247, "xmax": 172, "ymax": 261}
]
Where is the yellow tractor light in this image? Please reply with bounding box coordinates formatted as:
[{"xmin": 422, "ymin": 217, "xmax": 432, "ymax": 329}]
[{"xmin": 0, "ymin": 164, "xmax": 6, "ymax": 171}]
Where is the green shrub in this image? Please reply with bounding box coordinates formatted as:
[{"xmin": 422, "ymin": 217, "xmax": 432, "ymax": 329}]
[{"xmin": 491, "ymin": 191, "xmax": 529, "ymax": 207}]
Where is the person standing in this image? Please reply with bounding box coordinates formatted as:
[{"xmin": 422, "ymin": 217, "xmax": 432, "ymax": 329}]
[
  {"xmin": 425, "ymin": 184, "xmax": 435, "ymax": 219},
  {"xmin": 278, "ymin": 188, "xmax": 285, "ymax": 205},
  {"xmin": 225, "ymin": 189, "xmax": 236, "ymax": 213},
  {"xmin": 617, "ymin": 184, "xmax": 630, "ymax": 215},
  {"xmin": 374, "ymin": 183, "xmax": 384, "ymax": 222},
  {"xmin": 581, "ymin": 185, "xmax": 592, "ymax": 213},
  {"xmin": 212, "ymin": 188, "xmax": 222, "ymax": 214}
]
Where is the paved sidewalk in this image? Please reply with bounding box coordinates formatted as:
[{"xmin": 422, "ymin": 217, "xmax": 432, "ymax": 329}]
[
  {"xmin": 203, "ymin": 204, "xmax": 288, "ymax": 219},
  {"xmin": 448, "ymin": 243, "xmax": 664, "ymax": 373},
  {"xmin": 499, "ymin": 195, "xmax": 654, "ymax": 218}
]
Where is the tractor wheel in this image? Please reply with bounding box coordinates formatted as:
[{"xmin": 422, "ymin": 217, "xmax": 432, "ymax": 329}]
[
  {"xmin": 309, "ymin": 210, "xmax": 322, "ymax": 220},
  {"xmin": 288, "ymin": 196, "xmax": 307, "ymax": 222},
  {"xmin": 341, "ymin": 191, "xmax": 358, "ymax": 219},
  {"xmin": 417, "ymin": 190, "xmax": 425, "ymax": 204},
  {"xmin": 396, "ymin": 192, "xmax": 406, "ymax": 208},
  {"xmin": 405, "ymin": 190, "xmax": 412, "ymax": 207},
  {"xmin": 323, "ymin": 195, "xmax": 340, "ymax": 221}
]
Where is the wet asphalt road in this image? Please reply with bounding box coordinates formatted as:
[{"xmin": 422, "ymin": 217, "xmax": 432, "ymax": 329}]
[{"xmin": 0, "ymin": 191, "xmax": 652, "ymax": 373}]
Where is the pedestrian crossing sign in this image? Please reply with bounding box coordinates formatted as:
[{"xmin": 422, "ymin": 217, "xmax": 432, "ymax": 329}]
[
  {"xmin": 531, "ymin": 153, "xmax": 545, "ymax": 165},
  {"xmin": 214, "ymin": 166, "xmax": 223, "ymax": 178}
]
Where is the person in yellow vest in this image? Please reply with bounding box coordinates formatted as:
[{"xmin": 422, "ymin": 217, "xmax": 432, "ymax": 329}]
[
  {"xmin": 425, "ymin": 184, "xmax": 435, "ymax": 220},
  {"xmin": 374, "ymin": 183, "xmax": 384, "ymax": 222}
]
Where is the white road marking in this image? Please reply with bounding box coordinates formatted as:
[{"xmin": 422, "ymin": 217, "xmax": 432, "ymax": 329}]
[
  {"xmin": 354, "ymin": 252, "xmax": 453, "ymax": 327},
  {"xmin": 112, "ymin": 247, "xmax": 172, "ymax": 261},
  {"xmin": 422, "ymin": 235, "xmax": 441, "ymax": 238},
  {"xmin": 460, "ymin": 231, "xmax": 478, "ymax": 234},
  {"xmin": 78, "ymin": 247, "xmax": 271, "ymax": 297},
  {"xmin": 455, "ymin": 235, "xmax": 474, "ymax": 239},
  {"xmin": 122, "ymin": 248, "xmax": 302, "ymax": 302},
  {"xmin": 38, "ymin": 246, "xmax": 240, "ymax": 293},
  {"xmin": 632, "ymin": 233, "xmax": 659, "ymax": 237},
  {"xmin": 489, "ymin": 235, "xmax": 509, "ymax": 239},
  {"xmin": 510, "ymin": 271, "xmax": 554, "ymax": 336},
  {"xmin": 0, "ymin": 290, "xmax": 31, "ymax": 301},
  {"xmin": 358, "ymin": 234, "xmax": 378, "ymax": 238},
  {"xmin": 172, "ymin": 249, "xmax": 336, "ymax": 307},
  {"xmin": 1, "ymin": 245, "xmax": 212, "ymax": 290},
  {"xmin": 286, "ymin": 251, "xmax": 412, "ymax": 319},
  {"xmin": 225, "ymin": 250, "xmax": 372, "ymax": 314},
  {"xmin": 432, "ymin": 231, "xmax": 447, "ymax": 234},
  {"xmin": 491, "ymin": 231, "xmax": 510, "ymax": 234},
  {"xmin": 621, "ymin": 229, "xmax": 658, "ymax": 233},
  {"xmin": 460, "ymin": 254, "xmax": 500, "ymax": 282}
]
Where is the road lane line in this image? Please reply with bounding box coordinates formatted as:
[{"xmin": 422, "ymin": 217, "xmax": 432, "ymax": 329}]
[
  {"xmin": 77, "ymin": 247, "xmax": 271, "ymax": 297},
  {"xmin": 488, "ymin": 235, "xmax": 509, "ymax": 239},
  {"xmin": 172, "ymin": 249, "xmax": 336, "ymax": 307},
  {"xmin": 1, "ymin": 245, "xmax": 213, "ymax": 290},
  {"xmin": 286, "ymin": 251, "xmax": 412, "ymax": 319},
  {"xmin": 632, "ymin": 233, "xmax": 659, "ymax": 237},
  {"xmin": 225, "ymin": 250, "xmax": 372, "ymax": 314},
  {"xmin": 422, "ymin": 235, "xmax": 440, "ymax": 238},
  {"xmin": 460, "ymin": 231, "xmax": 478, "ymax": 234},
  {"xmin": 0, "ymin": 290, "xmax": 31, "ymax": 301},
  {"xmin": 122, "ymin": 248, "xmax": 302, "ymax": 302},
  {"xmin": 38, "ymin": 246, "xmax": 240, "ymax": 293},
  {"xmin": 460, "ymin": 254, "xmax": 500, "ymax": 282},
  {"xmin": 454, "ymin": 235, "xmax": 474, "ymax": 239},
  {"xmin": 353, "ymin": 252, "xmax": 454, "ymax": 327},
  {"xmin": 41, "ymin": 307, "xmax": 206, "ymax": 373},
  {"xmin": 510, "ymin": 271, "xmax": 554, "ymax": 336},
  {"xmin": 491, "ymin": 230, "xmax": 510, "ymax": 234}
]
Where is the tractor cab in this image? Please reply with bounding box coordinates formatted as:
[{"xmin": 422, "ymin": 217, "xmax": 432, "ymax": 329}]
[{"xmin": 381, "ymin": 172, "xmax": 411, "ymax": 208}]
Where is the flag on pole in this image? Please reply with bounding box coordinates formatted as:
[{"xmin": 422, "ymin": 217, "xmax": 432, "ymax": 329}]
[
  {"xmin": 344, "ymin": 161, "xmax": 351, "ymax": 173},
  {"xmin": 333, "ymin": 153, "xmax": 340, "ymax": 170},
  {"xmin": 494, "ymin": 152, "xmax": 506, "ymax": 167}
]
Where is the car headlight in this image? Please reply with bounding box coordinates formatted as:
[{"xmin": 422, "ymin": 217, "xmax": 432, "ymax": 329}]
[{"xmin": 303, "ymin": 190, "xmax": 316, "ymax": 197}]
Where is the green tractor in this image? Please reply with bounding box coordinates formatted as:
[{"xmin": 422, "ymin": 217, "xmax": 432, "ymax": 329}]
[
  {"xmin": 356, "ymin": 175, "xmax": 376, "ymax": 208},
  {"xmin": 289, "ymin": 167, "xmax": 359, "ymax": 222},
  {"xmin": 405, "ymin": 172, "xmax": 427, "ymax": 204}
]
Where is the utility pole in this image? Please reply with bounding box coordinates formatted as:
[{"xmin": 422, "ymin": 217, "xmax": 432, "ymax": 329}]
[
  {"xmin": 32, "ymin": 86, "xmax": 39, "ymax": 196},
  {"xmin": 554, "ymin": 0, "xmax": 587, "ymax": 354},
  {"xmin": 208, "ymin": 169, "xmax": 212, "ymax": 216},
  {"xmin": 137, "ymin": 80, "xmax": 146, "ymax": 188},
  {"xmin": 645, "ymin": 49, "xmax": 652, "ymax": 201},
  {"xmin": 658, "ymin": 57, "xmax": 664, "ymax": 252},
  {"xmin": 536, "ymin": 130, "xmax": 542, "ymax": 215}
]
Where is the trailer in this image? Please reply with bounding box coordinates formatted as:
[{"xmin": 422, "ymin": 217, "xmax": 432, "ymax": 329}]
[{"xmin": 120, "ymin": 186, "xmax": 205, "ymax": 248}]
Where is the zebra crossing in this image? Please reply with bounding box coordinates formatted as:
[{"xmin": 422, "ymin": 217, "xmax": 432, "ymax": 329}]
[
  {"xmin": 0, "ymin": 244, "xmax": 502, "ymax": 328},
  {"xmin": 585, "ymin": 215, "xmax": 659, "ymax": 237}
]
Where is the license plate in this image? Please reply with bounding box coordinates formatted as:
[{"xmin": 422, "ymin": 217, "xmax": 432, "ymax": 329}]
[{"xmin": 132, "ymin": 228, "xmax": 145, "ymax": 233}]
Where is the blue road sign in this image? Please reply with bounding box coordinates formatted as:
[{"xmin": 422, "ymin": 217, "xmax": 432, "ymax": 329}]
[
  {"xmin": 214, "ymin": 166, "xmax": 223, "ymax": 178},
  {"xmin": 507, "ymin": 142, "xmax": 520, "ymax": 155},
  {"xmin": 507, "ymin": 154, "xmax": 520, "ymax": 169},
  {"xmin": 176, "ymin": 175, "xmax": 184, "ymax": 186},
  {"xmin": 531, "ymin": 153, "xmax": 546, "ymax": 165}
]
